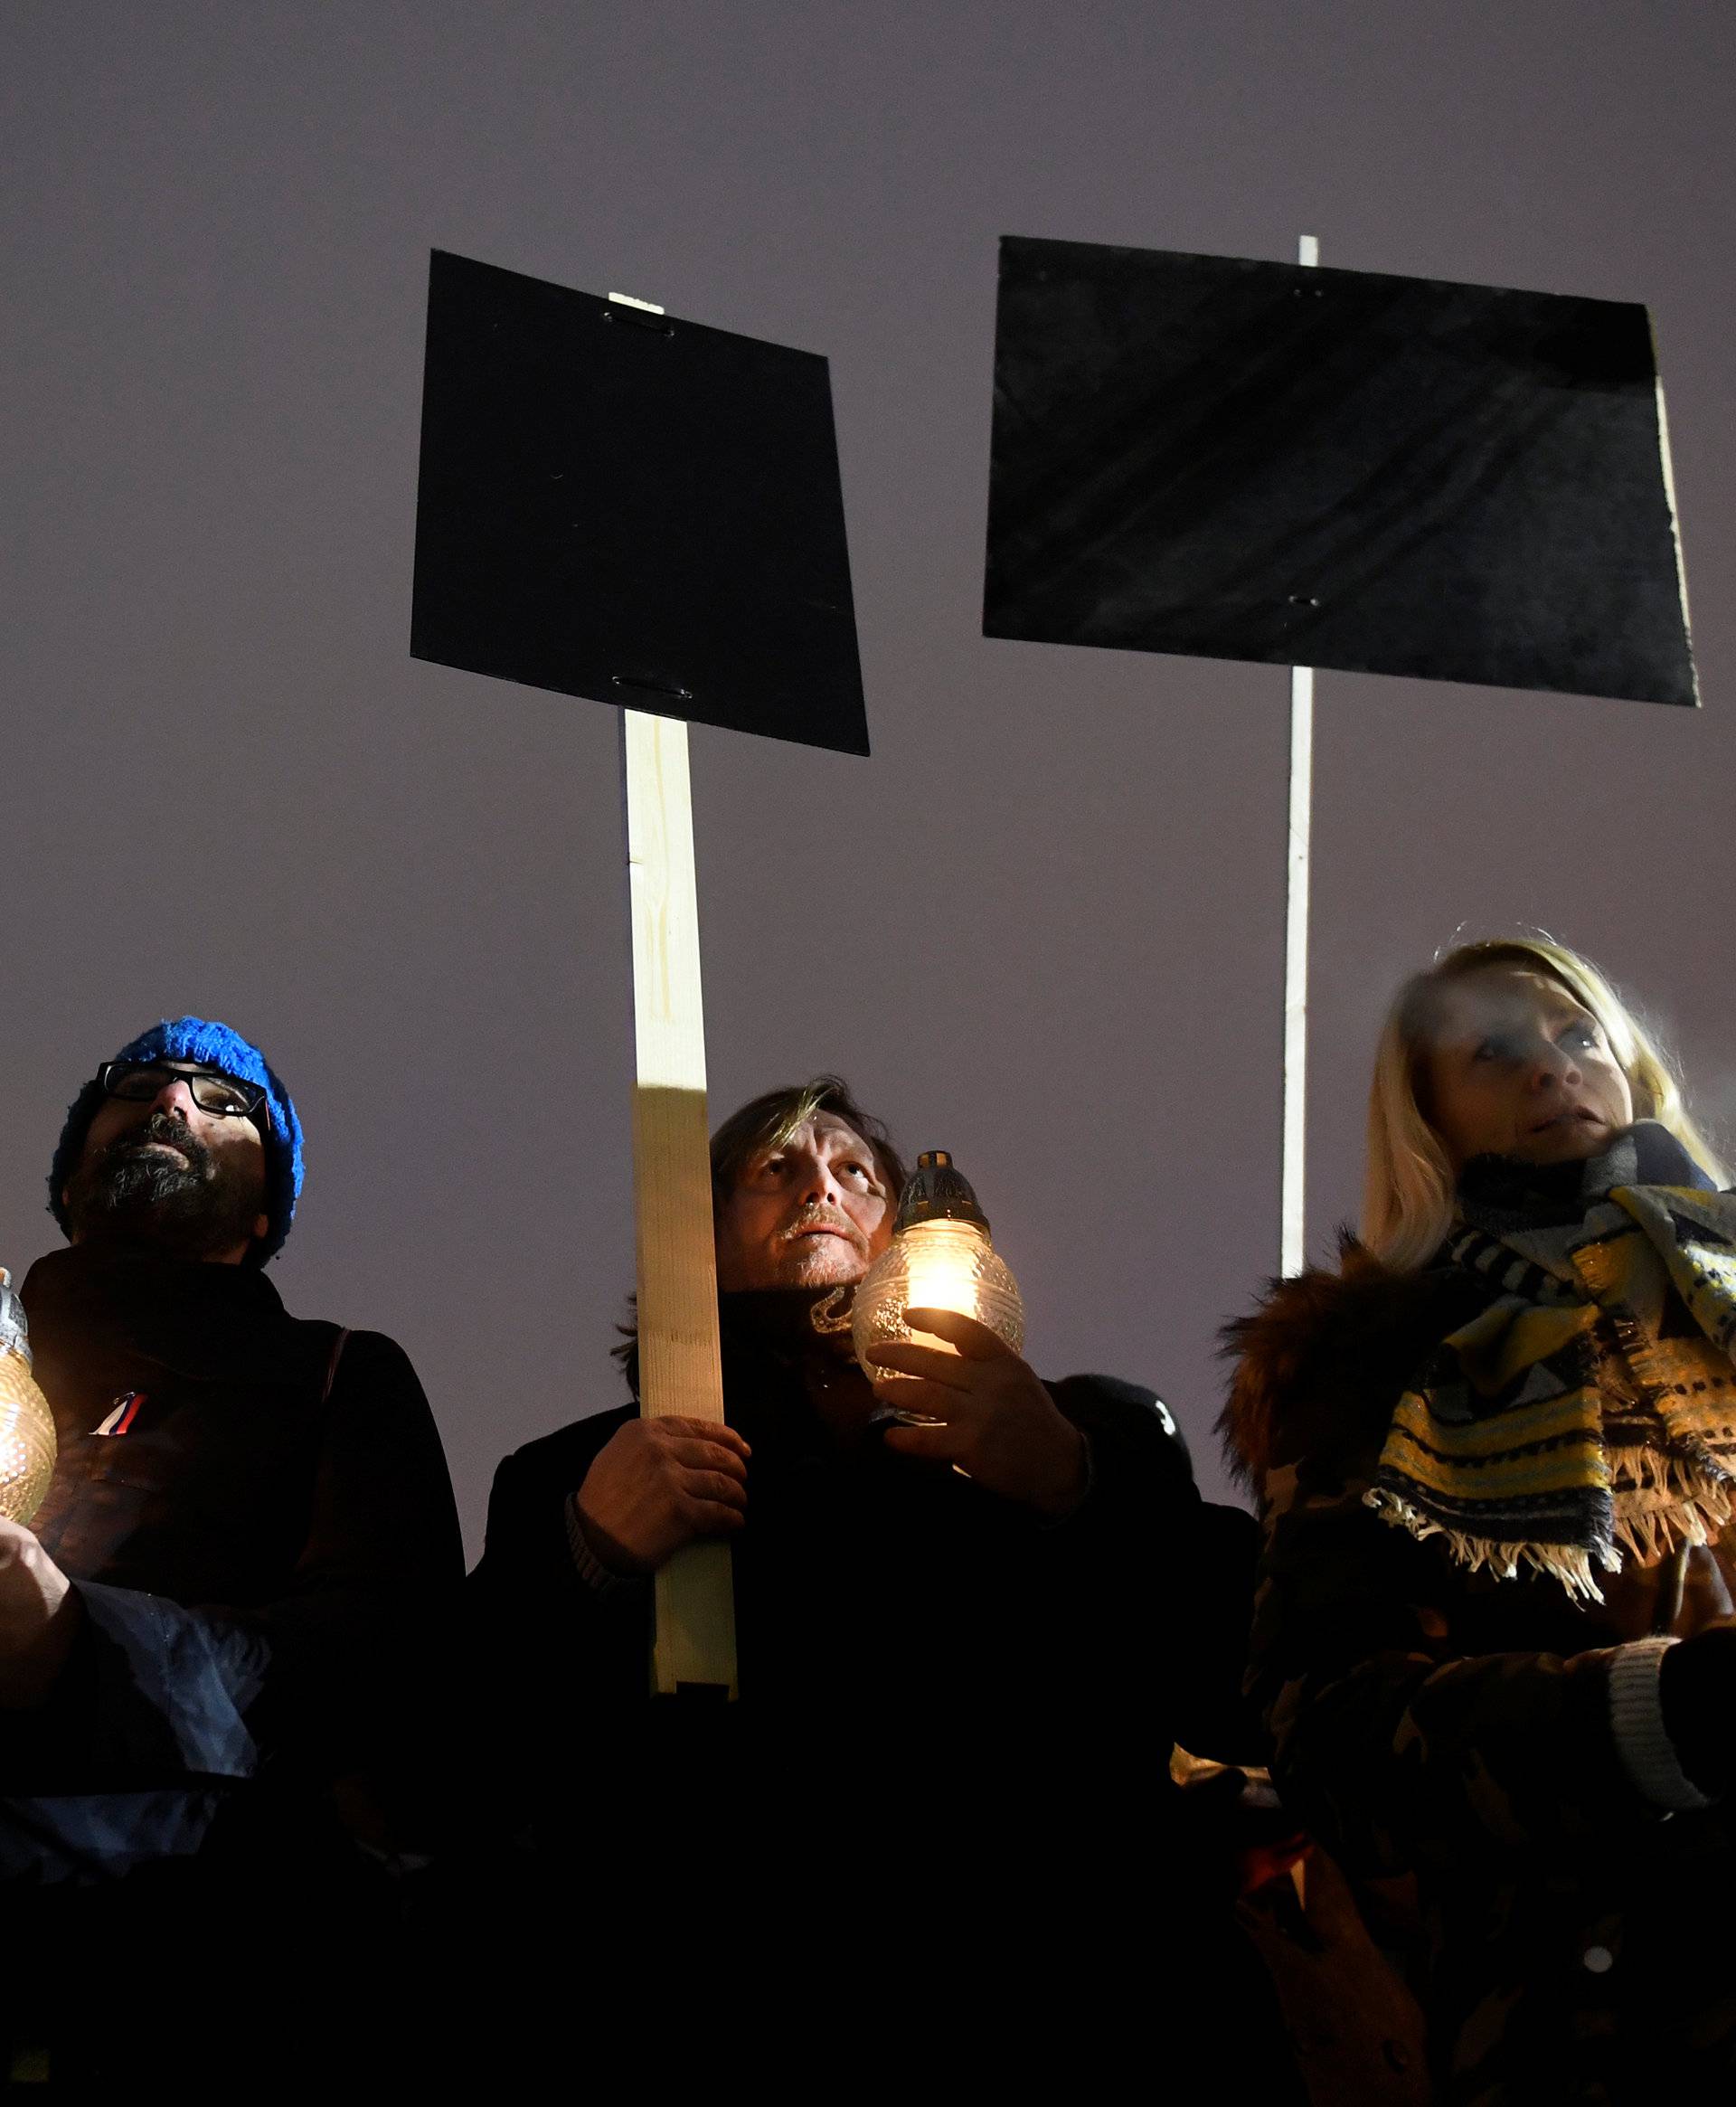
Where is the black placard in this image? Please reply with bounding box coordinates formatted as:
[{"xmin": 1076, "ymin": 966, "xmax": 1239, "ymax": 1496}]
[
  {"xmin": 985, "ymin": 236, "xmax": 1695, "ymax": 706},
  {"xmin": 412, "ymin": 250, "xmax": 870, "ymax": 753}
]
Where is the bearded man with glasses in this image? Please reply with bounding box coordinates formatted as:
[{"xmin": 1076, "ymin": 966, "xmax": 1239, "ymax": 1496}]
[{"xmin": 0, "ymin": 1017, "xmax": 462, "ymax": 2086}]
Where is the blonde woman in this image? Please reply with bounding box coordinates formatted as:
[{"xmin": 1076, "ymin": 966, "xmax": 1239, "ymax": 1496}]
[{"xmin": 1222, "ymin": 937, "xmax": 1736, "ymax": 2103}]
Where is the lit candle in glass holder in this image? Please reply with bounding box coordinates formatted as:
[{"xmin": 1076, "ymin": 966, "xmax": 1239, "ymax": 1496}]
[
  {"xmin": 852, "ymin": 1152, "xmax": 1024, "ymax": 1422},
  {"xmin": 0, "ymin": 1269, "xmax": 56, "ymax": 1526}
]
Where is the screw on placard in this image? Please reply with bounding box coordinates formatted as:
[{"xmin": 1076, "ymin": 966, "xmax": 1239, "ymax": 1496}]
[{"xmin": 611, "ymin": 674, "xmax": 694, "ymax": 703}]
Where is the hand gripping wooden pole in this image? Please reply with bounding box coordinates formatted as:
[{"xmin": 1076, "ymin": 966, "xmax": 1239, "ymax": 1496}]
[
  {"xmin": 1279, "ymin": 232, "xmax": 1319, "ymax": 1281},
  {"xmin": 621, "ymin": 708, "xmax": 739, "ymax": 1698}
]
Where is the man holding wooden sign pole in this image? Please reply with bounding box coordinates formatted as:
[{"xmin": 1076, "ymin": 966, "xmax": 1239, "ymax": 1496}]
[
  {"xmin": 472, "ymin": 1076, "xmax": 1180, "ymax": 1724},
  {"xmin": 468, "ymin": 1072, "xmax": 1293, "ymax": 2086}
]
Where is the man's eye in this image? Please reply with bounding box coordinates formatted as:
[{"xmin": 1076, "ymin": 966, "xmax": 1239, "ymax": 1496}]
[{"xmin": 195, "ymin": 1080, "xmax": 250, "ymax": 1112}]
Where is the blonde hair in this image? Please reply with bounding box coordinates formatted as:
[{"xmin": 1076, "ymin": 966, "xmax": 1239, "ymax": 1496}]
[{"xmin": 1363, "ymin": 936, "xmax": 1726, "ymax": 1271}]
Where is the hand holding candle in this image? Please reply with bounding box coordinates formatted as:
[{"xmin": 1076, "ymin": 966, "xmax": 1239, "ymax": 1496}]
[
  {"xmin": 853, "ymin": 1151, "xmax": 1085, "ymax": 1518},
  {"xmin": 864, "ymin": 1309, "xmax": 1089, "ymax": 1519},
  {"xmin": 0, "ymin": 1516, "xmax": 78, "ymax": 1707}
]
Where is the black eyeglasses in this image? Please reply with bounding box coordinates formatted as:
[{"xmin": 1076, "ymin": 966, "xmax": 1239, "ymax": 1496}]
[{"xmin": 96, "ymin": 1062, "xmax": 266, "ymax": 1120}]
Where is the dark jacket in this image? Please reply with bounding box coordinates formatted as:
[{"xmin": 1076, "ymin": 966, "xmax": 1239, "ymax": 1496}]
[
  {"xmin": 1223, "ymin": 1243, "xmax": 1736, "ymax": 2102},
  {"xmin": 474, "ymin": 1291, "xmax": 1261, "ymax": 1774},
  {"xmin": 463, "ymin": 1293, "xmax": 1296, "ymax": 2092},
  {"xmin": 3, "ymin": 1245, "xmax": 464, "ymax": 1880}
]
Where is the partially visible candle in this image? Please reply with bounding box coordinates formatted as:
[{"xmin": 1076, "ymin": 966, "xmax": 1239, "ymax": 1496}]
[{"xmin": 0, "ymin": 1268, "xmax": 56, "ymax": 1526}]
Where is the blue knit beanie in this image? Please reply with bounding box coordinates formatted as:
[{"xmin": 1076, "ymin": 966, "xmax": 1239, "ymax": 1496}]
[{"xmin": 50, "ymin": 1018, "xmax": 305, "ymax": 1263}]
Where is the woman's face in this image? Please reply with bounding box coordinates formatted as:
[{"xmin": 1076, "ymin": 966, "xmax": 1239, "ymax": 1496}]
[{"xmin": 1421, "ymin": 965, "xmax": 1636, "ymax": 1171}]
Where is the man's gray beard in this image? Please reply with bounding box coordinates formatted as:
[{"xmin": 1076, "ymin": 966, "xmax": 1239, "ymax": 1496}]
[
  {"xmin": 64, "ymin": 1120, "xmax": 267, "ymax": 1262},
  {"xmin": 774, "ymin": 1224, "xmax": 867, "ymax": 1285}
]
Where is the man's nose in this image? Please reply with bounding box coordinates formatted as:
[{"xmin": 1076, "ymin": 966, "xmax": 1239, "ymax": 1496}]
[
  {"xmin": 796, "ymin": 1157, "xmax": 841, "ymax": 1207},
  {"xmin": 150, "ymin": 1078, "xmax": 198, "ymax": 1120}
]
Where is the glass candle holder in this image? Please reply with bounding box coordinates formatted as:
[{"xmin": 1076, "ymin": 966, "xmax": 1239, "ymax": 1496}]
[
  {"xmin": 851, "ymin": 1152, "xmax": 1024, "ymax": 1400},
  {"xmin": 0, "ymin": 1269, "xmax": 55, "ymax": 1527}
]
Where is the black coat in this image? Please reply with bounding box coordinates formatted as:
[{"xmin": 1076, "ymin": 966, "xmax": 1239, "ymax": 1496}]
[
  {"xmin": 0, "ymin": 1246, "xmax": 467, "ymax": 2083},
  {"xmin": 4, "ymin": 1245, "xmax": 464, "ymax": 1875},
  {"xmin": 1223, "ymin": 1243, "xmax": 1736, "ymax": 2101},
  {"xmin": 475, "ymin": 1293, "xmax": 1260, "ymax": 1774},
  {"xmin": 461, "ymin": 1294, "xmax": 1295, "ymax": 2091}
]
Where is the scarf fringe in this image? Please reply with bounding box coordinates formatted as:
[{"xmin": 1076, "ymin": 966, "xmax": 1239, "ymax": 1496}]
[
  {"xmin": 1363, "ymin": 1487, "xmax": 1619, "ymax": 1605},
  {"xmin": 1368, "ymin": 1458, "xmax": 1736, "ymax": 1600},
  {"xmin": 1606, "ymin": 1446, "xmax": 1736, "ymax": 1568}
]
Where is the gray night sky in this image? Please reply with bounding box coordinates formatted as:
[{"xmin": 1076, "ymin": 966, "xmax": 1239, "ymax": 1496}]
[{"xmin": 5, "ymin": 1, "xmax": 1732, "ymax": 1555}]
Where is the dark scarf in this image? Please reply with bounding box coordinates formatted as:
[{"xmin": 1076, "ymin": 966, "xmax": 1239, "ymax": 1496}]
[{"xmin": 1368, "ymin": 1123, "xmax": 1736, "ymax": 1601}]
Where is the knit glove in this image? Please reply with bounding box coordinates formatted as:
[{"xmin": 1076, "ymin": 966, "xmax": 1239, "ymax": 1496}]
[{"xmin": 1658, "ymin": 1619, "xmax": 1736, "ymax": 1798}]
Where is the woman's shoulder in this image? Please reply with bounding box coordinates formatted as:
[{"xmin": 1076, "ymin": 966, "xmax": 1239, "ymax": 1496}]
[{"xmin": 1218, "ymin": 1234, "xmax": 1484, "ymax": 1491}]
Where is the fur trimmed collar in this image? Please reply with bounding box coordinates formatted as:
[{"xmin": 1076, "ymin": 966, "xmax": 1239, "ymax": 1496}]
[{"xmin": 1218, "ymin": 1237, "xmax": 1486, "ymax": 1493}]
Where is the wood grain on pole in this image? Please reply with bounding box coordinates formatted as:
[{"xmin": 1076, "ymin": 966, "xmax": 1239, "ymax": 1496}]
[{"xmin": 621, "ymin": 708, "xmax": 739, "ymax": 1697}]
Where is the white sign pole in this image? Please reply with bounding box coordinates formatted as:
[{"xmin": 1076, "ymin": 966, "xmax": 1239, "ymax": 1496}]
[{"xmin": 1280, "ymin": 233, "xmax": 1319, "ymax": 1280}]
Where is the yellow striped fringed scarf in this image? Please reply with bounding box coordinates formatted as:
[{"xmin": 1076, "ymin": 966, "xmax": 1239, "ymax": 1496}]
[{"xmin": 1368, "ymin": 1132, "xmax": 1736, "ymax": 1602}]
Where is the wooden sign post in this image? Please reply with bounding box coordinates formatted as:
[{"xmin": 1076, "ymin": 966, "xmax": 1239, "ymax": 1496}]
[{"xmin": 621, "ymin": 708, "xmax": 736, "ymax": 1696}]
